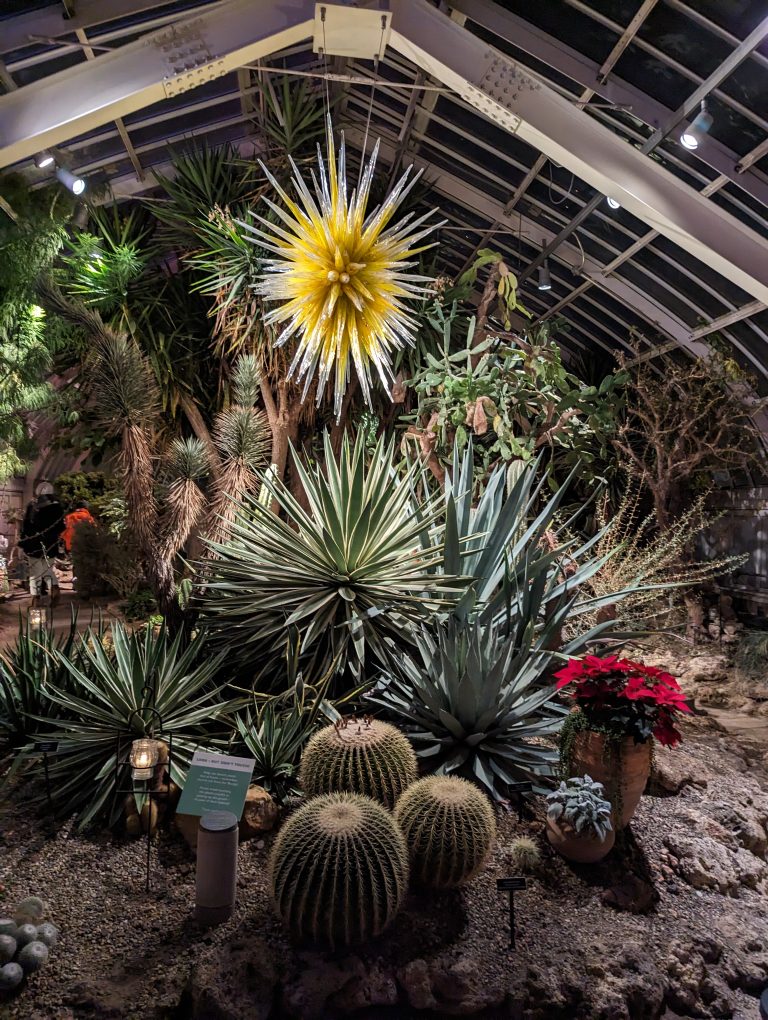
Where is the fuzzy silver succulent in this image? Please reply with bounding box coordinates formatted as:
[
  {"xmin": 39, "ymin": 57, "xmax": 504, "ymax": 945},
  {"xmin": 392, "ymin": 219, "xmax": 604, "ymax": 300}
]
[{"xmin": 546, "ymin": 775, "xmax": 613, "ymax": 841}]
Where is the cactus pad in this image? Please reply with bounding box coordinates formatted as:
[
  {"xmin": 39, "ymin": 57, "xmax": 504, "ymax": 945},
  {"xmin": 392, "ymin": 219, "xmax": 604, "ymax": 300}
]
[
  {"xmin": 299, "ymin": 718, "xmax": 417, "ymax": 808},
  {"xmin": 269, "ymin": 793, "xmax": 409, "ymax": 948},
  {"xmin": 395, "ymin": 775, "xmax": 496, "ymax": 888}
]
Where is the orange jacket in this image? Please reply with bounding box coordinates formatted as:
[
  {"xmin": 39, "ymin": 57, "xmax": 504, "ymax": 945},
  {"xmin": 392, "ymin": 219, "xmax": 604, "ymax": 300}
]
[{"xmin": 62, "ymin": 508, "xmax": 96, "ymax": 553}]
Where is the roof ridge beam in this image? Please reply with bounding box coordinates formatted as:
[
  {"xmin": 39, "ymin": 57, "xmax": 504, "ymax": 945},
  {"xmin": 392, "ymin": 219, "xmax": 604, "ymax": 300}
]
[{"xmin": 0, "ymin": 0, "xmax": 316, "ymax": 169}]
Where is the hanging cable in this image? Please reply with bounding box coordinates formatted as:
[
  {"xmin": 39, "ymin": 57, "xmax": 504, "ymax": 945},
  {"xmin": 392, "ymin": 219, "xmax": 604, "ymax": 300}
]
[
  {"xmin": 358, "ymin": 15, "xmax": 387, "ymax": 190},
  {"xmin": 320, "ymin": 6, "xmax": 331, "ymax": 125},
  {"xmin": 547, "ymin": 159, "xmax": 575, "ymax": 206}
]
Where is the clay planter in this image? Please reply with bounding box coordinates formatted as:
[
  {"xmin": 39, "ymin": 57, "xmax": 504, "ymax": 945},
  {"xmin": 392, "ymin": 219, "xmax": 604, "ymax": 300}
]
[
  {"xmin": 570, "ymin": 730, "xmax": 651, "ymax": 829},
  {"xmin": 546, "ymin": 816, "xmax": 615, "ymax": 863}
]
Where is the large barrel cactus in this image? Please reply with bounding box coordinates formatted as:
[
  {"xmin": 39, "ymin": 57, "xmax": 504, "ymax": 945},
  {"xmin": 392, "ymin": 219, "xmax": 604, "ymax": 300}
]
[
  {"xmin": 395, "ymin": 775, "xmax": 497, "ymax": 888},
  {"xmin": 269, "ymin": 793, "xmax": 409, "ymax": 948},
  {"xmin": 299, "ymin": 717, "xmax": 418, "ymax": 808}
]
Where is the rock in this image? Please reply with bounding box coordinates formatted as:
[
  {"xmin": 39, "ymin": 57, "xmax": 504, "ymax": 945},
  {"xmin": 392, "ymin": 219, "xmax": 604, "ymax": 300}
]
[
  {"xmin": 175, "ymin": 813, "xmax": 200, "ymax": 851},
  {"xmin": 187, "ymin": 938, "xmax": 276, "ymax": 1020},
  {"xmin": 282, "ymin": 954, "xmax": 367, "ymax": 1018},
  {"xmin": 664, "ymin": 828, "xmax": 767, "ymax": 895},
  {"xmin": 708, "ymin": 800, "xmax": 768, "ymax": 857},
  {"xmin": 397, "ymin": 955, "xmax": 506, "ymax": 1015},
  {"xmin": 649, "ymin": 748, "xmax": 706, "ymax": 794},
  {"xmin": 601, "ymin": 872, "xmax": 659, "ymax": 913},
  {"xmin": 328, "ymin": 959, "xmax": 398, "ymax": 1012},
  {"xmin": 239, "ymin": 787, "xmax": 278, "ymax": 841},
  {"xmin": 665, "ymin": 938, "xmax": 734, "ymax": 1018},
  {"xmin": 683, "ymin": 655, "xmax": 729, "ymax": 685}
]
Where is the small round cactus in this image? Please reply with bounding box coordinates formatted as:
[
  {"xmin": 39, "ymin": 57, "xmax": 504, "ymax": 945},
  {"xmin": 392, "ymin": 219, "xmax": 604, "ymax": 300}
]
[
  {"xmin": 14, "ymin": 897, "xmax": 44, "ymax": 926},
  {"xmin": 269, "ymin": 793, "xmax": 409, "ymax": 948},
  {"xmin": 14, "ymin": 924, "xmax": 38, "ymax": 949},
  {"xmin": 509, "ymin": 836, "xmax": 541, "ymax": 873},
  {"xmin": 0, "ymin": 962, "xmax": 23, "ymax": 991},
  {"xmin": 17, "ymin": 941, "xmax": 49, "ymax": 974},
  {"xmin": 299, "ymin": 717, "xmax": 418, "ymax": 808},
  {"xmin": 0, "ymin": 935, "xmax": 16, "ymax": 965},
  {"xmin": 0, "ymin": 920, "xmax": 17, "ymax": 940},
  {"xmin": 35, "ymin": 923, "xmax": 59, "ymax": 948},
  {"xmin": 394, "ymin": 775, "xmax": 497, "ymax": 888}
]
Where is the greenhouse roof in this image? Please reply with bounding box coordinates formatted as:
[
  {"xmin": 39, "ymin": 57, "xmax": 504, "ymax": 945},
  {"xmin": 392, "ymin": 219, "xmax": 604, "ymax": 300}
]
[{"xmin": 1, "ymin": 0, "xmax": 768, "ymax": 387}]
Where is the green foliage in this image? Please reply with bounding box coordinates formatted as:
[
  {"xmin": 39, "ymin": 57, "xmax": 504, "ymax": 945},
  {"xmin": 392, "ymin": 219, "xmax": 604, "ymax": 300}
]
[
  {"xmin": 122, "ymin": 589, "xmax": 157, "ymax": 621},
  {"xmin": 199, "ymin": 431, "xmax": 456, "ymax": 687},
  {"xmin": 299, "ymin": 718, "xmax": 418, "ymax": 809},
  {"xmin": 394, "ymin": 775, "xmax": 496, "ymax": 888},
  {"xmin": 18, "ymin": 624, "xmax": 236, "ymax": 830},
  {"xmin": 545, "ymin": 775, "xmax": 613, "ymax": 841},
  {"xmin": 0, "ymin": 612, "xmax": 84, "ymax": 747},
  {"xmin": 53, "ymin": 470, "xmax": 120, "ymax": 515},
  {"xmin": 236, "ymin": 701, "xmax": 315, "ymax": 804},
  {"xmin": 268, "ymin": 792, "xmax": 409, "ymax": 948},
  {"xmin": 405, "ymin": 307, "xmax": 624, "ymax": 485}
]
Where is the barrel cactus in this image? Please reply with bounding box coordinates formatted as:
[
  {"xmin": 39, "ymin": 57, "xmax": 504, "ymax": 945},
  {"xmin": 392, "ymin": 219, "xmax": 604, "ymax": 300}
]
[
  {"xmin": 14, "ymin": 924, "xmax": 38, "ymax": 949},
  {"xmin": 17, "ymin": 941, "xmax": 48, "ymax": 974},
  {"xmin": 299, "ymin": 718, "xmax": 418, "ymax": 808},
  {"xmin": 269, "ymin": 793, "xmax": 409, "ymax": 948},
  {"xmin": 0, "ymin": 921, "xmax": 17, "ymax": 939},
  {"xmin": 395, "ymin": 775, "xmax": 497, "ymax": 888},
  {"xmin": 0, "ymin": 935, "xmax": 16, "ymax": 965},
  {"xmin": 35, "ymin": 923, "xmax": 59, "ymax": 948},
  {"xmin": 0, "ymin": 962, "xmax": 23, "ymax": 991},
  {"xmin": 14, "ymin": 897, "xmax": 44, "ymax": 926}
]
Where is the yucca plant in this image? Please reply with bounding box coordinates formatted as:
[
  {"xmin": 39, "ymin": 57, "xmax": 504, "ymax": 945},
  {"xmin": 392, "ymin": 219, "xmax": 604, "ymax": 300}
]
[
  {"xmin": 0, "ymin": 611, "xmax": 84, "ymax": 748},
  {"xmin": 159, "ymin": 437, "xmax": 210, "ymax": 559},
  {"xmin": 200, "ymin": 430, "xmax": 457, "ymax": 688},
  {"xmin": 17, "ymin": 623, "xmax": 238, "ymax": 829}
]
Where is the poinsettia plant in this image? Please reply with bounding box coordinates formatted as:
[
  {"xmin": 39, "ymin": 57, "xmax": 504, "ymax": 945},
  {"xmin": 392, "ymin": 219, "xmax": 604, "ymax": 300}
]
[{"xmin": 554, "ymin": 655, "xmax": 691, "ymax": 746}]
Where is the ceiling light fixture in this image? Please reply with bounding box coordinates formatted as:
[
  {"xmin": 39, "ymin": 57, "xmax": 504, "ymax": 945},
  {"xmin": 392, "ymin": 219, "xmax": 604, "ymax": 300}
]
[
  {"xmin": 56, "ymin": 167, "xmax": 86, "ymax": 195},
  {"xmin": 680, "ymin": 100, "xmax": 713, "ymax": 151},
  {"xmin": 34, "ymin": 151, "xmax": 54, "ymax": 169},
  {"xmin": 537, "ymin": 261, "xmax": 552, "ymax": 291},
  {"xmin": 606, "ymin": 197, "xmax": 621, "ymax": 209}
]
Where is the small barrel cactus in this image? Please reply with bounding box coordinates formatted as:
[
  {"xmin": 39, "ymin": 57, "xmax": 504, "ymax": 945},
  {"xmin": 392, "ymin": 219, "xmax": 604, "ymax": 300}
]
[
  {"xmin": 14, "ymin": 925, "xmax": 38, "ymax": 949},
  {"xmin": 545, "ymin": 775, "xmax": 613, "ymax": 840},
  {"xmin": 299, "ymin": 717, "xmax": 418, "ymax": 808},
  {"xmin": 509, "ymin": 836, "xmax": 541, "ymax": 874},
  {"xmin": 0, "ymin": 935, "xmax": 16, "ymax": 965},
  {"xmin": 17, "ymin": 941, "xmax": 49, "ymax": 974},
  {"xmin": 14, "ymin": 897, "xmax": 44, "ymax": 926},
  {"xmin": 269, "ymin": 792, "xmax": 409, "ymax": 948},
  {"xmin": 394, "ymin": 775, "xmax": 497, "ymax": 888},
  {"xmin": 0, "ymin": 921, "xmax": 17, "ymax": 939},
  {"xmin": 35, "ymin": 923, "xmax": 59, "ymax": 948},
  {"xmin": 0, "ymin": 962, "xmax": 23, "ymax": 991}
]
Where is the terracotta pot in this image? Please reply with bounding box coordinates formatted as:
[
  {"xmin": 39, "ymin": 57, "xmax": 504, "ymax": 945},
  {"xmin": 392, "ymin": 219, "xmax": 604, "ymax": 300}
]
[
  {"xmin": 570, "ymin": 730, "xmax": 651, "ymax": 829},
  {"xmin": 546, "ymin": 816, "xmax": 615, "ymax": 863}
]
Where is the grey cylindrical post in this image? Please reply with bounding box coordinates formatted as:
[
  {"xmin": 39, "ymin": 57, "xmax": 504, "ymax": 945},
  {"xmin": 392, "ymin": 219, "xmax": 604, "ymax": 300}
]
[{"xmin": 194, "ymin": 810, "xmax": 238, "ymax": 925}]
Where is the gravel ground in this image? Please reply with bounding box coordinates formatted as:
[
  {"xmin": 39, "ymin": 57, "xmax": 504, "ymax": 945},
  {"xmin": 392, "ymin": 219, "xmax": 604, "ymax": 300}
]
[{"xmin": 1, "ymin": 721, "xmax": 767, "ymax": 1019}]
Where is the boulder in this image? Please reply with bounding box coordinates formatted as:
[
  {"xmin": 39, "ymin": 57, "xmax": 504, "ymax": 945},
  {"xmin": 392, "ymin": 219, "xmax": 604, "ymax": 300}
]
[
  {"xmin": 664, "ymin": 938, "xmax": 734, "ymax": 1018},
  {"xmin": 239, "ymin": 787, "xmax": 278, "ymax": 841},
  {"xmin": 187, "ymin": 938, "xmax": 276, "ymax": 1020},
  {"xmin": 664, "ymin": 828, "xmax": 767, "ymax": 895},
  {"xmin": 397, "ymin": 955, "xmax": 507, "ymax": 1015}
]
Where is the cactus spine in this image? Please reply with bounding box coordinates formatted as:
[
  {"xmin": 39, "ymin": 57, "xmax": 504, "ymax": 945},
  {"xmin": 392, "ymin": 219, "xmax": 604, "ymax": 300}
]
[
  {"xmin": 269, "ymin": 793, "xmax": 408, "ymax": 948},
  {"xmin": 299, "ymin": 717, "xmax": 418, "ymax": 808},
  {"xmin": 395, "ymin": 775, "xmax": 496, "ymax": 888}
]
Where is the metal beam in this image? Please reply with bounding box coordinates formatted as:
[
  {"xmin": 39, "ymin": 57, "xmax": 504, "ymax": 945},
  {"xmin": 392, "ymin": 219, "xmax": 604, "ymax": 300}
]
[
  {"xmin": 597, "ymin": 0, "xmax": 659, "ymax": 83},
  {"xmin": 0, "ymin": 0, "xmax": 315, "ymax": 168},
  {"xmin": 390, "ymin": 0, "xmax": 768, "ymax": 306},
  {"xmin": 690, "ymin": 301, "xmax": 767, "ymax": 340},
  {"xmin": 448, "ymin": 0, "xmax": 768, "ymax": 209}
]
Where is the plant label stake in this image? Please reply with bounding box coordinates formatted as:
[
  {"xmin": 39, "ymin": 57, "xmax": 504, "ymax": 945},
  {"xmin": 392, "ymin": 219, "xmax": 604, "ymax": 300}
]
[
  {"xmin": 34, "ymin": 741, "xmax": 58, "ymax": 837},
  {"xmin": 497, "ymin": 876, "xmax": 526, "ymax": 949},
  {"xmin": 507, "ymin": 781, "xmax": 533, "ymax": 823}
]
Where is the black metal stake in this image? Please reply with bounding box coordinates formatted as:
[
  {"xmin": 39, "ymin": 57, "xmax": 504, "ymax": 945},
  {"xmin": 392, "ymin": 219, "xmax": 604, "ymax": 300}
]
[
  {"xmin": 34, "ymin": 740, "xmax": 58, "ymax": 838},
  {"xmin": 497, "ymin": 877, "xmax": 526, "ymax": 949},
  {"xmin": 507, "ymin": 781, "xmax": 533, "ymax": 823}
]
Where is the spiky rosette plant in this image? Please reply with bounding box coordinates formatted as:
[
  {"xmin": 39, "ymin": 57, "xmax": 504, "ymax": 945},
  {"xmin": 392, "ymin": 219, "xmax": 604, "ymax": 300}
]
[
  {"xmin": 199, "ymin": 430, "xmax": 455, "ymax": 685},
  {"xmin": 160, "ymin": 437, "xmax": 209, "ymax": 558},
  {"xmin": 299, "ymin": 717, "xmax": 418, "ymax": 808},
  {"xmin": 268, "ymin": 792, "xmax": 408, "ymax": 948},
  {"xmin": 394, "ymin": 775, "xmax": 496, "ymax": 888}
]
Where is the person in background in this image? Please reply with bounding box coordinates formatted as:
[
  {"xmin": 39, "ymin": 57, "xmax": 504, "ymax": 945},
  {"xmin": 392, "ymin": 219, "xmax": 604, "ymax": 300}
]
[
  {"xmin": 62, "ymin": 499, "xmax": 95, "ymax": 555},
  {"xmin": 19, "ymin": 482, "xmax": 65, "ymax": 607}
]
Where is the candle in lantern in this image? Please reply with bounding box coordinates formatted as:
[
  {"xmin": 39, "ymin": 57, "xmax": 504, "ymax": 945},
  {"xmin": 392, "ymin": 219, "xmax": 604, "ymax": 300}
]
[{"xmin": 130, "ymin": 738, "xmax": 159, "ymax": 780}]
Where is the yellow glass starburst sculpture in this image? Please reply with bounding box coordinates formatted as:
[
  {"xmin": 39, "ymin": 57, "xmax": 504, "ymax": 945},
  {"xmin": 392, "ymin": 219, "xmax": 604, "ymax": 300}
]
[{"xmin": 243, "ymin": 118, "xmax": 443, "ymax": 418}]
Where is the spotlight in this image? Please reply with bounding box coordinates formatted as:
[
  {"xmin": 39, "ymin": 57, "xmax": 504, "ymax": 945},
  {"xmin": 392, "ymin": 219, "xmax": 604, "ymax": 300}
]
[
  {"xmin": 680, "ymin": 100, "xmax": 713, "ymax": 151},
  {"xmin": 56, "ymin": 167, "xmax": 86, "ymax": 195},
  {"xmin": 34, "ymin": 151, "xmax": 54, "ymax": 169},
  {"xmin": 606, "ymin": 197, "xmax": 621, "ymax": 209},
  {"xmin": 537, "ymin": 261, "xmax": 552, "ymax": 291}
]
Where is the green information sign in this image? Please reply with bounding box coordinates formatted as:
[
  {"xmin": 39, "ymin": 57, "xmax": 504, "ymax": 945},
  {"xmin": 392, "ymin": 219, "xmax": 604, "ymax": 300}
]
[{"xmin": 177, "ymin": 750, "xmax": 255, "ymax": 819}]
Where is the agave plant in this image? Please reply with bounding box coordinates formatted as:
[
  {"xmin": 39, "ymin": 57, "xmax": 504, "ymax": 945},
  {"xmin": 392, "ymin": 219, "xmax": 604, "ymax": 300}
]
[
  {"xmin": 200, "ymin": 430, "xmax": 457, "ymax": 687},
  {"xmin": 18, "ymin": 623, "xmax": 238, "ymax": 830}
]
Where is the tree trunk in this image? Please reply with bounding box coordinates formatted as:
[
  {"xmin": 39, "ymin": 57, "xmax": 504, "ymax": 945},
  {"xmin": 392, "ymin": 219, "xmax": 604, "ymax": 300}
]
[{"xmin": 179, "ymin": 393, "xmax": 221, "ymax": 480}]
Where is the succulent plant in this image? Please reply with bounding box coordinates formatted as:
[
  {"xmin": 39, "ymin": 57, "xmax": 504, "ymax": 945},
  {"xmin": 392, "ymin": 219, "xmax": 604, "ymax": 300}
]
[
  {"xmin": 269, "ymin": 792, "xmax": 409, "ymax": 948},
  {"xmin": 0, "ymin": 962, "xmax": 23, "ymax": 990},
  {"xmin": 0, "ymin": 935, "xmax": 16, "ymax": 965},
  {"xmin": 299, "ymin": 717, "xmax": 418, "ymax": 808},
  {"xmin": 509, "ymin": 836, "xmax": 541, "ymax": 873},
  {"xmin": 0, "ymin": 921, "xmax": 16, "ymax": 940},
  {"xmin": 35, "ymin": 923, "xmax": 59, "ymax": 948},
  {"xmin": 17, "ymin": 941, "xmax": 49, "ymax": 974},
  {"xmin": 14, "ymin": 924, "xmax": 38, "ymax": 949},
  {"xmin": 394, "ymin": 775, "xmax": 497, "ymax": 888},
  {"xmin": 14, "ymin": 897, "xmax": 44, "ymax": 925},
  {"xmin": 546, "ymin": 775, "xmax": 613, "ymax": 841}
]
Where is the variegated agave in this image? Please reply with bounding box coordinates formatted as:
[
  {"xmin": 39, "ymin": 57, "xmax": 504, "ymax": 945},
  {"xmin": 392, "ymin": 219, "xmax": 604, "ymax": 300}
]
[{"xmin": 199, "ymin": 430, "xmax": 457, "ymax": 687}]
